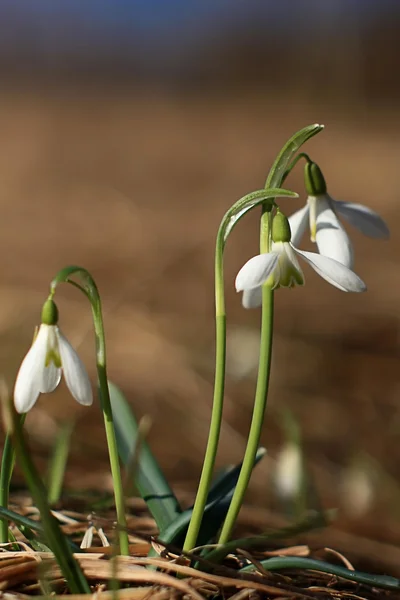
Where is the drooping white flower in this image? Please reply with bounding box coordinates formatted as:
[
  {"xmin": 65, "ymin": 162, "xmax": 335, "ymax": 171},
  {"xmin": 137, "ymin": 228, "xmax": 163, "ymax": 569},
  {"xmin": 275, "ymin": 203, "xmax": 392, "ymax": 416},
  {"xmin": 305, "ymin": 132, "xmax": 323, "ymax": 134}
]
[
  {"xmin": 236, "ymin": 211, "xmax": 367, "ymax": 309},
  {"xmin": 14, "ymin": 299, "xmax": 93, "ymax": 413},
  {"xmin": 289, "ymin": 161, "xmax": 389, "ymax": 269}
]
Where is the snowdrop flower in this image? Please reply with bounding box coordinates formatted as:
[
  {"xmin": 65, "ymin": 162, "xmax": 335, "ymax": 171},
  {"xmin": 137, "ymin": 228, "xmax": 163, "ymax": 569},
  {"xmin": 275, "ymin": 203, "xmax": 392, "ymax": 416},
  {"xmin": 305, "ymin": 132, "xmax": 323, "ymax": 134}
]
[
  {"xmin": 236, "ymin": 211, "xmax": 366, "ymax": 308},
  {"xmin": 289, "ymin": 161, "xmax": 389, "ymax": 269},
  {"xmin": 14, "ymin": 298, "xmax": 93, "ymax": 413},
  {"xmin": 275, "ymin": 442, "xmax": 303, "ymax": 501}
]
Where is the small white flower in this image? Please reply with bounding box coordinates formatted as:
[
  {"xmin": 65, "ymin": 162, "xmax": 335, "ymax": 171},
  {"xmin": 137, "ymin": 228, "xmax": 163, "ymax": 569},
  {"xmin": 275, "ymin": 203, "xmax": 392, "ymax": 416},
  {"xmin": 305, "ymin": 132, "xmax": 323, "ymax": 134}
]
[
  {"xmin": 289, "ymin": 194, "xmax": 389, "ymax": 269},
  {"xmin": 236, "ymin": 241, "xmax": 367, "ymax": 309},
  {"xmin": 275, "ymin": 443, "xmax": 303, "ymax": 500},
  {"xmin": 14, "ymin": 324, "xmax": 93, "ymax": 413}
]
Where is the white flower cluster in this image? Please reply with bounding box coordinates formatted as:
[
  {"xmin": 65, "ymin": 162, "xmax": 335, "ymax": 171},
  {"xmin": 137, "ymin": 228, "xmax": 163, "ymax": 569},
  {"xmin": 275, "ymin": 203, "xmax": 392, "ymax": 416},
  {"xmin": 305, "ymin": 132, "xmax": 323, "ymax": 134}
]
[{"xmin": 236, "ymin": 162, "xmax": 388, "ymax": 308}]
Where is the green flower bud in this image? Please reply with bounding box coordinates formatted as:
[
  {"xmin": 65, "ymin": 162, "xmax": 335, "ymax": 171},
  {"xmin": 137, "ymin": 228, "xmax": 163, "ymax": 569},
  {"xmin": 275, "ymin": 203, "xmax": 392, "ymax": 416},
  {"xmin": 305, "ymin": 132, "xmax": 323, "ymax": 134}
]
[
  {"xmin": 272, "ymin": 211, "xmax": 291, "ymax": 243},
  {"xmin": 304, "ymin": 161, "xmax": 327, "ymax": 196},
  {"xmin": 41, "ymin": 298, "xmax": 59, "ymax": 326}
]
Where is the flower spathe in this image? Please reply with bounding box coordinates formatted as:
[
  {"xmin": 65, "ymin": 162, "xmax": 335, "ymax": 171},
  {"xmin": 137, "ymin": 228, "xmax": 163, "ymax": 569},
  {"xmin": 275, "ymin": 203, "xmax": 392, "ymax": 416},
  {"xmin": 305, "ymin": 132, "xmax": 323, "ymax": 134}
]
[
  {"xmin": 14, "ymin": 324, "xmax": 93, "ymax": 413},
  {"xmin": 236, "ymin": 241, "xmax": 367, "ymax": 309},
  {"xmin": 289, "ymin": 194, "xmax": 389, "ymax": 269}
]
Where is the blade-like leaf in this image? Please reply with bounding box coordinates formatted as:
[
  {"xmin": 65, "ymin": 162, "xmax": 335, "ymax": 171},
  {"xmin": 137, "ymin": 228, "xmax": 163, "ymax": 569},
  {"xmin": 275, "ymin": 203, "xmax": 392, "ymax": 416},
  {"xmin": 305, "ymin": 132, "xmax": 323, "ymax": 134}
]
[
  {"xmin": 221, "ymin": 188, "xmax": 297, "ymax": 244},
  {"xmin": 47, "ymin": 420, "xmax": 74, "ymax": 505},
  {"xmin": 265, "ymin": 124, "xmax": 324, "ymax": 189},
  {"xmin": 108, "ymin": 381, "xmax": 181, "ymax": 532},
  {"xmin": 150, "ymin": 448, "xmax": 266, "ymax": 553},
  {"xmin": 241, "ymin": 556, "xmax": 400, "ymax": 591},
  {"xmin": 0, "ymin": 506, "xmax": 80, "ymax": 552}
]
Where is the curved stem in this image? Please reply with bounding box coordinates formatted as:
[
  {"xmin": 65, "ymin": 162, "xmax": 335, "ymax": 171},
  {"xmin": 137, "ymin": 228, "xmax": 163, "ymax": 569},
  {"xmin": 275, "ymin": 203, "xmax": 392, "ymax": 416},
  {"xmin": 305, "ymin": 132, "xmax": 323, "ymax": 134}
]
[
  {"xmin": 183, "ymin": 234, "xmax": 226, "ymax": 552},
  {"xmin": 51, "ymin": 267, "xmax": 129, "ymax": 556},
  {"xmin": 88, "ymin": 290, "xmax": 130, "ymax": 556},
  {"xmin": 218, "ymin": 208, "xmax": 274, "ymax": 544},
  {"xmin": 281, "ymin": 152, "xmax": 311, "ymax": 183}
]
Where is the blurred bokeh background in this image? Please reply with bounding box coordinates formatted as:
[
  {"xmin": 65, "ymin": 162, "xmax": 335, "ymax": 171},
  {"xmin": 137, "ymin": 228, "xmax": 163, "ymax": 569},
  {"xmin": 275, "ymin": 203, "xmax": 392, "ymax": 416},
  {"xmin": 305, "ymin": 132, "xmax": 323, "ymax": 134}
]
[{"xmin": 1, "ymin": 0, "xmax": 400, "ymax": 572}]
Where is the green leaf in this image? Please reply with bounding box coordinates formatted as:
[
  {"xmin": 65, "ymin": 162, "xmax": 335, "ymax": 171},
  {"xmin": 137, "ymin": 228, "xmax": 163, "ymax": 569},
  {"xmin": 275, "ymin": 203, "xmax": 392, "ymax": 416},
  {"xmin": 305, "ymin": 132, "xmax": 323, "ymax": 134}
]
[
  {"xmin": 108, "ymin": 381, "xmax": 181, "ymax": 532},
  {"xmin": 47, "ymin": 420, "xmax": 74, "ymax": 505},
  {"xmin": 241, "ymin": 556, "xmax": 400, "ymax": 591},
  {"xmin": 19, "ymin": 525, "xmax": 52, "ymax": 552},
  {"xmin": 265, "ymin": 123, "xmax": 324, "ymax": 189},
  {"xmin": 150, "ymin": 448, "xmax": 266, "ymax": 554},
  {"xmin": 0, "ymin": 505, "xmax": 80, "ymax": 552},
  {"xmin": 221, "ymin": 187, "xmax": 298, "ymax": 244}
]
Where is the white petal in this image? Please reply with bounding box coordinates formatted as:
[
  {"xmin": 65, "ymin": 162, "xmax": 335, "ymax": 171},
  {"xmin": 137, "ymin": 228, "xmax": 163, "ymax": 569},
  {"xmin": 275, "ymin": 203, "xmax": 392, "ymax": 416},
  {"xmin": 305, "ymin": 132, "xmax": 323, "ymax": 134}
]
[
  {"xmin": 39, "ymin": 325, "xmax": 62, "ymax": 393},
  {"xmin": 315, "ymin": 196, "xmax": 354, "ymax": 269},
  {"xmin": 288, "ymin": 204, "xmax": 309, "ymax": 247},
  {"xmin": 57, "ymin": 330, "xmax": 93, "ymax": 406},
  {"xmin": 235, "ymin": 254, "xmax": 278, "ymax": 292},
  {"xmin": 333, "ymin": 200, "xmax": 390, "ymax": 239},
  {"xmin": 242, "ymin": 287, "xmax": 263, "ymax": 309},
  {"xmin": 40, "ymin": 363, "xmax": 62, "ymax": 394},
  {"xmin": 294, "ymin": 247, "xmax": 367, "ymax": 293},
  {"xmin": 14, "ymin": 325, "xmax": 49, "ymax": 413},
  {"xmin": 272, "ymin": 241, "xmax": 304, "ymax": 288}
]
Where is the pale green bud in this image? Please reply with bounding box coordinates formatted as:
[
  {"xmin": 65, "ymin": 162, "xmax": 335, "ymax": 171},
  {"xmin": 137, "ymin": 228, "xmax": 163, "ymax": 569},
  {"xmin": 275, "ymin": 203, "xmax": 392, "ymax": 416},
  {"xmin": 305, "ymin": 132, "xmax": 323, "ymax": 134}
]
[
  {"xmin": 272, "ymin": 211, "xmax": 291, "ymax": 243},
  {"xmin": 304, "ymin": 161, "xmax": 327, "ymax": 196},
  {"xmin": 41, "ymin": 298, "xmax": 59, "ymax": 326}
]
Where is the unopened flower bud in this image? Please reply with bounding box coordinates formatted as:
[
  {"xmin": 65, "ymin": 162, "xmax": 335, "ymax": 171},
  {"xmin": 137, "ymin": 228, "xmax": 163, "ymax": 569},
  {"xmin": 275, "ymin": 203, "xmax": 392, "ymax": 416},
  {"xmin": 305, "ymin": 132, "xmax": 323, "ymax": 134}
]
[
  {"xmin": 304, "ymin": 161, "xmax": 327, "ymax": 196},
  {"xmin": 272, "ymin": 211, "xmax": 291, "ymax": 243},
  {"xmin": 41, "ymin": 298, "xmax": 59, "ymax": 326}
]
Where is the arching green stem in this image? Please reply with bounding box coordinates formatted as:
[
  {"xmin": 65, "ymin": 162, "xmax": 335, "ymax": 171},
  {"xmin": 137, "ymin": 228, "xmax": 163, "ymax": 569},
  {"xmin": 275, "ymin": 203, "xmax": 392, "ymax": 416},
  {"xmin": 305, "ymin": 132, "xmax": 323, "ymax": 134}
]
[
  {"xmin": 183, "ymin": 229, "xmax": 226, "ymax": 553},
  {"xmin": 281, "ymin": 152, "xmax": 312, "ymax": 183},
  {"xmin": 51, "ymin": 266, "xmax": 129, "ymax": 556},
  {"xmin": 218, "ymin": 206, "xmax": 274, "ymax": 544}
]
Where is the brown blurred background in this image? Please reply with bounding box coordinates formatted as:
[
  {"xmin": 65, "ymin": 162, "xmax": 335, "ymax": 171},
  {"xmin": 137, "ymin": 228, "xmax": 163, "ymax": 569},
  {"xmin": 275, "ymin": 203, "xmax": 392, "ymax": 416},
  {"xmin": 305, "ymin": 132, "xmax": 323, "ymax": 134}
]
[{"xmin": 1, "ymin": 0, "xmax": 400, "ymax": 572}]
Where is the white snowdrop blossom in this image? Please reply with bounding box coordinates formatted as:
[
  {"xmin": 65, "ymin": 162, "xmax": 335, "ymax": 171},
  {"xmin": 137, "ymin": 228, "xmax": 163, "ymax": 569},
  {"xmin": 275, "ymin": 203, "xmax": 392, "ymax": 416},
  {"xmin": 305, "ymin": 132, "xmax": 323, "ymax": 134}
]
[
  {"xmin": 275, "ymin": 443, "xmax": 303, "ymax": 500},
  {"xmin": 14, "ymin": 322, "xmax": 93, "ymax": 414},
  {"xmin": 236, "ymin": 242, "xmax": 366, "ymax": 308},
  {"xmin": 235, "ymin": 211, "xmax": 366, "ymax": 309},
  {"xmin": 289, "ymin": 161, "xmax": 389, "ymax": 269}
]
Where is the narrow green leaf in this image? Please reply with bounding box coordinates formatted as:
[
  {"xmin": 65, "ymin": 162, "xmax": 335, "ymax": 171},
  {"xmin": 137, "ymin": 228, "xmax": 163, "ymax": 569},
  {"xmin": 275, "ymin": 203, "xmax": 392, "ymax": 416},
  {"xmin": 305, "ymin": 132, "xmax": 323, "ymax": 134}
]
[
  {"xmin": 108, "ymin": 381, "xmax": 181, "ymax": 532},
  {"xmin": 47, "ymin": 421, "xmax": 74, "ymax": 505},
  {"xmin": 0, "ymin": 507, "xmax": 79, "ymax": 552},
  {"xmin": 1, "ymin": 390, "xmax": 90, "ymax": 594},
  {"xmin": 265, "ymin": 124, "xmax": 324, "ymax": 189},
  {"xmin": 241, "ymin": 556, "xmax": 400, "ymax": 591},
  {"xmin": 19, "ymin": 525, "xmax": 52, "ymax": 552},
  {"xmin": 150, "ymin": 448, "xmax": 266, "ymax": 553},
  {"xmin": 221, "ymin": 188, "xmax": 297, "ymax": 244}
]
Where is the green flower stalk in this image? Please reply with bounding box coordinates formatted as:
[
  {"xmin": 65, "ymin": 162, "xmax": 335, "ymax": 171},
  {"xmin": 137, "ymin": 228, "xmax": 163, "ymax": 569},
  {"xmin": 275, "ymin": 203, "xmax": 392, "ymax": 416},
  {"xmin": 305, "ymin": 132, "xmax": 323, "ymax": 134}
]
[
  {"xmin": 218, "ymin": 205, "xmax": 275, "ymax": 544},
  {"xmin": 50, "ymin": 267, "xmax": 130, "ymax": 556}
]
